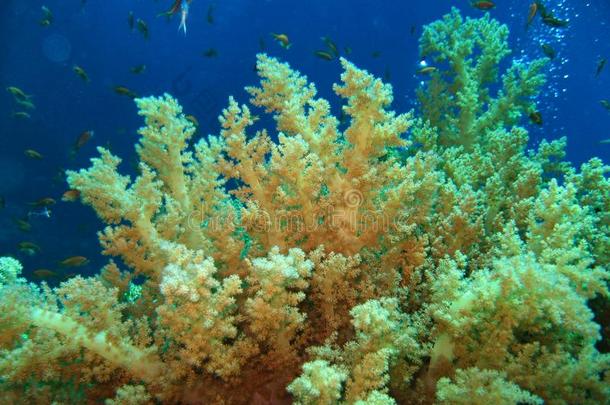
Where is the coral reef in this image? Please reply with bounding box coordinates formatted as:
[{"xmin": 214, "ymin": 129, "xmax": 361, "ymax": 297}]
[{"xmin": 0, "ymin": 9, "xmax": 608, "ymax": 405}]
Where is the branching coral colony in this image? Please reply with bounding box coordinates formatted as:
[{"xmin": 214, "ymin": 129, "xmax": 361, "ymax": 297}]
[{"xmin": 1, "ymin": 8, "xmax": 609, "ymax": 405}]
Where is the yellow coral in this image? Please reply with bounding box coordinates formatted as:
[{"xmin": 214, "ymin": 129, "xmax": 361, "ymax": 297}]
[{"xmin": 1, "ymin": 9, "xmax": 608, "ymax": 405}]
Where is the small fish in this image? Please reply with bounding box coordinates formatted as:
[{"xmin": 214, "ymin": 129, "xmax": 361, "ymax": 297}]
[
  {"xmin": 541, "ymin": 43, "xmax": 556, "ymax": 59},
  {"xmin": 529, "ymin": 111, "xmax": 543, "ymax": 125},
  {"xmin": 371, "ymin": 51, "xmax": 381, "ymax": 58},
  {"xmin": 16, "ymin": 98, "xmax": 35, "ymax": 110},
  {"xmin": 472, "ymin": 1, "xmax": 495, "ymax": 10},
  {"xmin": 601, "ymin": 100, "xmax": 610, "ymax": 111},
  {"xmin": 595, "ymin": 58, "xmax": 606, "ymax": 78},
  {"xmin": 128, "ymin": 11, "xmax": 135, "ymax": 30},
  {"xmin": 61, "ymin": 189, "xmax": 81, "ymax": 202},
  {"xmin": 202, "ymin": 48, "xmax": 218, "ymax": 58},
  {"xmin": 0, "ymin": 196, "xmax": 4, "ymax": 209},
  {"xmin": 417, "ymin": 66, "xmax": 438, "ymax": 75},
  {"xmin": 73, "ymin": 65, "xmax": 90, "ymax": 82},
  {"xmin": 185, "ymin": 114, "xmax": 199, "ymax": 127},
  {"xmin": 33, "ymin": 269, "xmax": 58, "ymax": 280},
  {"xmin": 600, "ymin": 138, "xmax": 610, "ymax": 144},
  {"xmin": 137, "ymin": 19, "xmax": 149, "ymax": 39},
  {"xmin": 40, "ymin": 6, "xmax": 53, "ymax": 26},
  {"xmin": 383, "ymin": 66, "xmax": 391, "ymax": 82},
  {"xmin": 410, "ymin": 25, "xmax": 416, "ymax": 36},
  {"xmin": 321, "ymin": 36, "xmax": 339, "ymax": 57},
  {"xmin": 12, "ymin": 111, "xmax": 31, "ymax": 120},
  {"xmin": 542, "ymin": 15, "xmax": 568, "ymax": 28},
  {"xmin": 24, "ymin": 149, "xmax": 43, "ymax": 160},
  {"xmin": 130, "ymin": 64, "xmax": 147, "ymax": 74},
  {"xmin": 259, "ymin": 36, "xmax": 266, "ymax": 51},
  {"xmin": 14, "ymin": 218, "xmax": 31, "ymax": 232},
  {"xmin": 314, "ymin": 50, "xmax": 334, "ymax": 61},
  {"xmin": 6, "ymin": 86, "xmax": 30, "ymax": 102},
  {"xmin": 18, "ymin": 241, "xmax": 41, "ymax": 256},
  {"xmin": 526, "ymin": 3, "xmax": 538, "ymax": 29},
  {"xmin": 114, "ymin": 86, "xmax": 138, "ymax": 99},
  {"xmin": 29, "ymin": 197, "xmax": 56, "ymax": 208},
  {"xmin": 74, "ymin": 130, "xmax": 94, "ymax": 151},
  {"xmin": 344, "ymin": 46, "xmax": 352, "ymax": 55},
  {"xmin": 59, "ymin": 256, "xmax": 89, "ymax": 268},
  {"xmin": 271, "ymin": 33, "xmax": 291, "ymax": 49},
  {"xmin": 207, "ymin": 4, "xmax": 215, "ymax": 24}
]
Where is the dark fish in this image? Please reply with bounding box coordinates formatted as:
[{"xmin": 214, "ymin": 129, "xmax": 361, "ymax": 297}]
[
  {"xmin": 601, "ymin": 100, "xmax": 610, "ymax": 111},
  {"xmin": 6, "ymin": 86, "xmax": 30, "ymax": 102},
  {"xmin": 59, "ymin": 256, "xmax": 89, "ymax": 267},
  {"xmin": 410, "ymin": 25, "xmax": 416, "ymax": 36},
  {"xmin": 12, "ymin": 111, "xmax": 31, "ymax": 120},
  {"xmin": 526, "ymin": 3, "xmax": 538, "ymax": 29},
  {"xmin": 259, "ymin": 36, "xmax": 266, "ymax": 51},
  {"xmin": 16, "ymin": 98, "xmax": 35, "ymax": 110},
  {"xmin": 472, "ymin": 1, "xmax": 495, "ymax": 10},
  {"xmin": 18, "ymin": 241, "xmax": 41, "ymax": 256},
  {"xmin": 383, "ymin": 66, "xmax": 391, "ymax": 82},
  {"xmin": 14, "ymin": 218, "xmax": 31, "ymax": 232},
  {"xmin": 529, "ymin": 111, "xmax": 543, "ymax": 125},
  {"xmin": 371, "ymin": 51, "xmax": 381, "ymax": 58},
  {"xmin": 137, "ymin": 19, "xmax": 149, "ymax": 39},
  {"xmin": 130, "ymin": 64, "xmax": 147, "ymax": 74},
  {"xmin": 595, "ymin": 58, "xmax": 606, "ymax": 78},
  {"xmin": 24, "ymin": 149, "xmax": 43, "ymax": 160},
  {"xmin": 33, "ymin": 269, "xmax": 58, "ymax": 280},
  {"xmin": 314, "ymin": 50, "xmax": 334, "ymax": 61},
  {"xmin": 40, "ymin": 6, "xmax": 53, "ymax": 26},
  {"xmin": 73, "ymin": 65, "xmax": 90, "ymax": 82},
  {"xmin": 114, "ymin": 86, "xmax": 138, "ymax": 99},
  {"xmin": 344, "ymin": 46, "xmax": 352, "ymax": 55},
  {"xmin": 202, "ymin": 48, "xmax": 218, "ymax": 58},
  {"xmin": 207, "ymin": 4, "xmax": 214, "ymax": 24},
  {"xmin": 29, "ymin": 197, "xmax": 56, "ymax": 208},
  {"xmin": 542, "ymin": 15, "xmax": 568, "ymax": 28},
  {"xmin": 0, "ymin": 196, "xmax": 4, "ymax": 209},
  {"xmin": 541, "ymin": 43, "xmax": 556, "ymax": 59},
  {"xmin": 128, "ymin": 11, "xmax": 135, "ymax": 30},
  {"xmin": 417, "ymin": 66, "xmax": 438, "ymax": 75},
  {"xmin": 321, "ymin": 36, "xmax": 339, "ymax": 57}
]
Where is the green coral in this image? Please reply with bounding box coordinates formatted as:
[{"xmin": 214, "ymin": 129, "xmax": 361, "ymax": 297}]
[{"xmin": 418, "ymin": 8, "xmax": 547, "ymax": 149}]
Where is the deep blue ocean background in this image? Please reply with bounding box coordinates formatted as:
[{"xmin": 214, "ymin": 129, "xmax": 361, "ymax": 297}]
[{"xmin": 1, "ymin": 0, "xmax": 609, "ymax": 282}]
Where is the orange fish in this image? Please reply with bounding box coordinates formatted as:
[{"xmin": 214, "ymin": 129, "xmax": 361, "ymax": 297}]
[
  {"xmin": 472, "ymin": 1, "xmax": 495, "ymax": 10},
  {"xmin": 62, "ymin": 189, "xmax": 81, "ymax": 202},
  {"xmin": 74, "ymin": 130, "xmax": 94, "ymax": 151},
  {"xmin": 59, "ymin": 256, "xmax": 89, "ymax": 267}
]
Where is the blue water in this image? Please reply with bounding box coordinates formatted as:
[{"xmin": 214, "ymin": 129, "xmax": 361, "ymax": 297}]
[{"xmin": 1, "ymin": 0, "xmax": 609, "ymax": 280}]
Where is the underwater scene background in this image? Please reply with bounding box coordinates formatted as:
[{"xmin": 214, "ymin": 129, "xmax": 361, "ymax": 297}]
[
  {"xmin": 1, "ymin": 1, "xmax": 609, "ymax": 278},
  {"xmin": 0, "ymin": 0, "xmax": 609, "ymax": 404}
]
